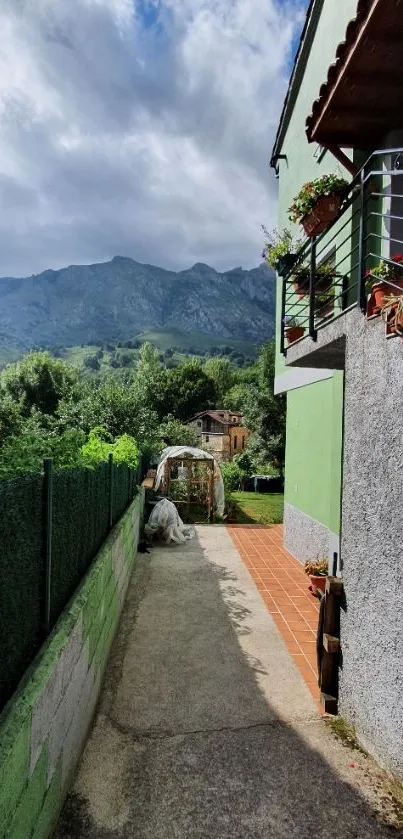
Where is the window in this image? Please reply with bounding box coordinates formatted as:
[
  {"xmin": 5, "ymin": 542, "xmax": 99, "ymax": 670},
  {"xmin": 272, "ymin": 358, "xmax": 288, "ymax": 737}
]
[
  {"xmin": 242, "ymin": 436, "xmax": 245, "ymax": 449},
  {"xmin": 234, "ymin": 436, "xmax": 237, "ymax": 450},
  {"xmin": 205, "ymin": 435, "xmax": 210, "ymax": 442},
  {"xmin": 197, "ymin": 421, "xmax": 202, "ymax": 427}
]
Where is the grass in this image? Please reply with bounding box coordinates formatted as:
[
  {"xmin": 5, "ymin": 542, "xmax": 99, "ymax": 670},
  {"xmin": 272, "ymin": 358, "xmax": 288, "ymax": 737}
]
[
  {"xmin": 137, "ymin": 328, "xmax": 257, "ymax": 357},
  {"xmin": 326, "ymin": 717, "xmax": 367, "ymax": 754},
  {"xmin": 229, "ymin": 492, "xmax": 284, "ymax": 525}
]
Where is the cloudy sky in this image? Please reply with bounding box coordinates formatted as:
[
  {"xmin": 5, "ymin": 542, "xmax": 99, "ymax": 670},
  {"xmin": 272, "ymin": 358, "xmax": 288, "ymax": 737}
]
[{"xmin": 0, "ymin": 0, "xmax": 306, "ymax": 277}]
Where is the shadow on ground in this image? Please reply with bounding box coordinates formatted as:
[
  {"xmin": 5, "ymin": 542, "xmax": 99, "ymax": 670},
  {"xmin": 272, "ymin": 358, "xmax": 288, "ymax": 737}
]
[{"xmin": 55, "ymin": 528, "xmax": 401, "ymax": 838}]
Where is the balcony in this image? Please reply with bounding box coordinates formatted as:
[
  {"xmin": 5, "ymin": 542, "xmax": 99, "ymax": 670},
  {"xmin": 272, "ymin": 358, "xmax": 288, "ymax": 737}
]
[{"xmin": 280, "ymin": 148, "xmax": 403, "ymax": 368}]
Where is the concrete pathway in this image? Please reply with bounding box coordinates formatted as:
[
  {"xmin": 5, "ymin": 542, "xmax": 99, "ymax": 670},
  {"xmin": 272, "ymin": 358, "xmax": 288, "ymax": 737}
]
[{"xmin": 56, "ymin": 527, "xmax": 401, "ymax": 838}]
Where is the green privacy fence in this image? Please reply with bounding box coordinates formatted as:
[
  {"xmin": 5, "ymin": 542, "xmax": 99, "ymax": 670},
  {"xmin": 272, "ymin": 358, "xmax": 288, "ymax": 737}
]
[{"xmin": 0, "ymin": 456, "xmax": 143, "ymax": 713}]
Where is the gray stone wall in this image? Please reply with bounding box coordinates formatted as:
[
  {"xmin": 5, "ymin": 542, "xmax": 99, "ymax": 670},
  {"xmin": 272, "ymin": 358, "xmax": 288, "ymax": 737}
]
[
  {"xmin": 283, "ymin": 503, "xmax": 331, "ymax": 562},
  {"xmin": 287, "ymin": 306, "xmax": 403, "ymax": 778},
  {"xmin": 339, "ymin": 311, "xmax": 403, "ymax": 778}
]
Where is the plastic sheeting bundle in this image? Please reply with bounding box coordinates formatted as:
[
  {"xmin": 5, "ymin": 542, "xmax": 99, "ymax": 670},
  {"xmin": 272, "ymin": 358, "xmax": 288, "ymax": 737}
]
[{"xmin": 145, "ymin": 498, "xmax": 195, "ymax": 544}]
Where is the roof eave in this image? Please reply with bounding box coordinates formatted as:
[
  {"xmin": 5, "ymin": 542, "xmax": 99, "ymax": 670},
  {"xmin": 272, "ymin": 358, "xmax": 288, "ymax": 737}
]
[{"xmin": 270, "ymin": 0, "xmax": 325, "ymax": 167}]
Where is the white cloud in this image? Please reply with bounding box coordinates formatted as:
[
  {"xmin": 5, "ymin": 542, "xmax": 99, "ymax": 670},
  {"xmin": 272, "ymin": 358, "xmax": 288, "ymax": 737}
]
[{"xmin": 0, "ymin": 0, "xmax": 304, "ymax": 276}]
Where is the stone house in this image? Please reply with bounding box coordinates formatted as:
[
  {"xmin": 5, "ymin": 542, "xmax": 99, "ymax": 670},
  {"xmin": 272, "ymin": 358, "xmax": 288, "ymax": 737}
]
[
  {"xmin": 187, "ymin": 410, "xmax": 249, "ymax": 462},
  {"xmin": 270, "ymin": 0, "xmax": 403, "ymax": 779}
]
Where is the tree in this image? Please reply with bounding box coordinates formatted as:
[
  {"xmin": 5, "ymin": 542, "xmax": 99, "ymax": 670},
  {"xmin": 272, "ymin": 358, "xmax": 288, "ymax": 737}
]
[
  {"xmin": 0, "ymin": 352, "xmax": 78, "ymax": 417},
  {"xmin": 83, "ymin": 355, "xmax": 101, "ymax": 371},
  {"xmin": 131, "ymin": 342, "xmax": 169, "ymax": 419},
  {"xmin": 0, "ymin": 397, "xmax": 23, "ymax": 446},
  {"xmin": 162, "ymin": 359, "xmax": 216, "ymax": 421},
  {"xmin": 203, "ymin": 357, "xmax": 234, "ymax": 405},
  {"xmin": 158, "ymin": 417, "xmax": 199, "ymax": 448},
  {"xmin": 118, "ymin": 352, "xmax": 133, "ymax": 368},
  {"xmin": 0, "ymin": 414, "xmax": 85, "ymax": 478},
  {"xmin": 238, "ymin": 342, "xmax": 286, "ymax": 472}
]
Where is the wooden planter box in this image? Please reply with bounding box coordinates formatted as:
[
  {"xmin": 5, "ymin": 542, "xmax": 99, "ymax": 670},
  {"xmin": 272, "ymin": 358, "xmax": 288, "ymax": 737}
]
[{"xmin": 301, "ymin": 194, "xmax": 342, "ymax": 237}]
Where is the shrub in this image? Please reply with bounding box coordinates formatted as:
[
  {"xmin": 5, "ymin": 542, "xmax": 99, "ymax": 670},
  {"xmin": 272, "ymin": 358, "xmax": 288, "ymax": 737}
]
[
  {"xmin": 80, "ymin": 427, "xmax": 139, "ymax": 469},
  {"xmin": 220, "ymin": 461, "xmax": 243, "ymax": 492}
]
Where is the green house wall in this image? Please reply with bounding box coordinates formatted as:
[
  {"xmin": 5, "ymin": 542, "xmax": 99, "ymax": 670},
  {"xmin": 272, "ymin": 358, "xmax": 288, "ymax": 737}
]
[
  {"xmin": 272, "ymin": 0, "xmax": 358, "ymax": 556},
  {"xmin": 284, "ymin": 373, "xmax": 343, "ymax": 535}
]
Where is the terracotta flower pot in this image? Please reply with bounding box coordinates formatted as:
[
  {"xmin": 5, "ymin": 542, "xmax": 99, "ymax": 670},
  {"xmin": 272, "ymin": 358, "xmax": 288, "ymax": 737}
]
[
  {"xmin": 309, "ymin": 574, "xmax": 327, "ymax": 596},
  {"xmin": 285, "ymin": 326, "xmax": 305, "ymax": 344},
  {"xmin": 301, "ymin": 195, "xmax": 342, "ymax": 238},
  {"xmin": 371, "ymin": 282, "xmax": 388, "ymax": 313},
  {"xmin": 293, "ymin": 280, "xmax": 309, "ymax": 299},
  {"xmin": 368, "ymin": 280, "xmax": 403, "ymax": 316}
]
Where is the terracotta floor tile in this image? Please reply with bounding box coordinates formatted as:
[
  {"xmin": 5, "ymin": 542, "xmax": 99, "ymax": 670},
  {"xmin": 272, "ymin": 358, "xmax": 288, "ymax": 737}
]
[
  {"xmin": 283, "ymin": 618, "xmax": 310, "ymax": 631},
  {"xmin": 284, "ymin": 641, "xmax": 302, "ymax": 654},
  {"xmin": 227, "ymin": 523, "xmax": 323, "ymax": 715}
]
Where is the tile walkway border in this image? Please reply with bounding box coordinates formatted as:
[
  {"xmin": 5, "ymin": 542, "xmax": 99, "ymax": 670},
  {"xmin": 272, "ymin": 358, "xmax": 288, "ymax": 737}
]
[{"xmin": 227, "ymin": 524, "xmax": 321, "ymax": 704}]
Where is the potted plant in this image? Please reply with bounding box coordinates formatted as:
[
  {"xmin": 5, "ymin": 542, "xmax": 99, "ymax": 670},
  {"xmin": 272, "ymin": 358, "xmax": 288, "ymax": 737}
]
[
  {"xmin": 366, "ymin": 254, "xmax": 403, "ymax": 315},
  {"xmin": 315, "ymin": 288, "xmax": 334, "ymax": 319},
  {"xmin": 288, "ymin": 174, "xmax": 349, "ymax": 237},
  {"xmin": 304, "ymin": 558, "xmax": 328, "ymax": 595},
  {"xmin": 381, "ymin": 292, "xmax": 403, "ymax": 336},
  {"xmin": 261, "ymin": 227, "xmax": 303, "ymax": 276},
  {"xmin": 290, "ymin": 259, "xmax": 339, "ymax": 301},
  {"xmin": 283, "ymin": 316, "xmax": 305, "ymax": 344}
]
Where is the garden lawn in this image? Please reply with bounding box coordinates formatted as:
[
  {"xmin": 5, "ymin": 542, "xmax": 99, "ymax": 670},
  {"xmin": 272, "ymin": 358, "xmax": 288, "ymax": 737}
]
[{"xmin": 230, "ymin": 492, "xmax": 283, "ymax": 525}]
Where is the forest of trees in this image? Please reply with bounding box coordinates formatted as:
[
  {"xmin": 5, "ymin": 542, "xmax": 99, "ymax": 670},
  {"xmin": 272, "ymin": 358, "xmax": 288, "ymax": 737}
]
[{"xmin": 0, "ymin": 342, "xmax": 285, "ymax": 482}]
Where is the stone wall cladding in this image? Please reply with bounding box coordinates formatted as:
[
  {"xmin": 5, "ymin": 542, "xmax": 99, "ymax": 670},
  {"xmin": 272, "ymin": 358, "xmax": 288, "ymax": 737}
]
[
  {"xmin": 0, "ymin": 490, "xmax": 144, "ymax": 839},
  {"xmin": 287, "ymin": 306, "xmax": 403, "ymax": 778},
  {"xmin": 283, "ymin": 502, "xmax": 331, "ymax": 562},
  {"xmin": 338, "ymin": 312, "xmax": 403, "ymax": 779}
]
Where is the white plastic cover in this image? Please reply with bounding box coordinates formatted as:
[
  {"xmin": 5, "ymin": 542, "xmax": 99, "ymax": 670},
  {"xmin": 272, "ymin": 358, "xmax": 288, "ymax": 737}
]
[
  {"xmin": 154, "ymin": 446, "xmax": 225, "ymax": 517},
  {"xmin": 145, "ymin": 498, "xmax": 195, "ymax": 544}
]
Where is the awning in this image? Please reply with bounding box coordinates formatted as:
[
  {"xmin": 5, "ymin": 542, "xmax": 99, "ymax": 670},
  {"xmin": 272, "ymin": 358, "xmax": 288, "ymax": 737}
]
[{"xmin": 306, "ymin": 0, "xmax": 403, "ymax": 149}]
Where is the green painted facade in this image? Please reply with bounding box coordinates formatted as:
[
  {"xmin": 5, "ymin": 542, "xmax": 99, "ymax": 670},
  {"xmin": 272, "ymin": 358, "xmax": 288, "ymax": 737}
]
[
  {"xmin": 284, "ymin": 374, "xmax": 343, "ymax": 534},
  {"xmin": 273, "ymin": 0, "xmax": 359, "ymax": 548},
  {"xmin": 0, "ymin": 490, "xmax": 144, "ymax": 839}
]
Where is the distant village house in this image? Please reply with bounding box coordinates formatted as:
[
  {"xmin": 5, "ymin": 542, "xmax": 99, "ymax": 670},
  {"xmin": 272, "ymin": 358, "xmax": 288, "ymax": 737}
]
[{"xmin": 187, "ymin": 410, "xmax": 249, "ymax": 462}]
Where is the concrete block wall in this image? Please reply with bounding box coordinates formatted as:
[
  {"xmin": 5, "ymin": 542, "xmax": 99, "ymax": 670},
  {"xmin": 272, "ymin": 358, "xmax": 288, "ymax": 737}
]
[{"xmin": 0, "ymin": 490, "xmax": 144, "ymax": 839}]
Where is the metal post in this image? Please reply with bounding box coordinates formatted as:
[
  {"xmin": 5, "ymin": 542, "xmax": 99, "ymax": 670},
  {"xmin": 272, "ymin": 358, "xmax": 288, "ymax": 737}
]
[
  {"xmin": 280, "ymin": 278, "xmax": 286, "ymax": 355},
  {"xmin": 357, "ymin": 166, "xmax": 367, "ymax": 312},
  {"xmin": 108, "ymin": 452, "xmax": 114, "ymax": 528},
  {"xmin": 43, "ymin": 458, "xmax": 53, "ymax": 634},
  {"xmin": 309, "ymin": 237, "xmax": 317, "ymax": 340}
]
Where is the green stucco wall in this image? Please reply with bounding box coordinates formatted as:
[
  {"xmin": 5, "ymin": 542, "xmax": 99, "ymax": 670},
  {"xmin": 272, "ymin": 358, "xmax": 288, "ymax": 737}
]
[
  {"xmin": 284, "ymin": 374, "xmax": 343, "ymax": 534},
  {"xmin": 274, "ymin": 0, "xmax": 359, "ymax": 380},
  {"xmin": 0, "ymin": 490, "xmax": 144, "ymax": 839},
  {"xmin": 272, "ymin": 0, "xmax": 358, "ymax": 539}
]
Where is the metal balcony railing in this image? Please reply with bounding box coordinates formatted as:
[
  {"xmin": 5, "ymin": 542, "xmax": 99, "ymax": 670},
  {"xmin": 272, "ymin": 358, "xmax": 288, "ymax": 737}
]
[{"xmin": 280, "ymin": 148, "xmax": 403, "ymax": 353}]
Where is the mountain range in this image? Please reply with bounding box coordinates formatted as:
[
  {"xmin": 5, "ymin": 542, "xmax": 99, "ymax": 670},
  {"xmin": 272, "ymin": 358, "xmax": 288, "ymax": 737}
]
[{"xmin": 0, "ymin": 256, "xmax": 275, "ymax": 352}]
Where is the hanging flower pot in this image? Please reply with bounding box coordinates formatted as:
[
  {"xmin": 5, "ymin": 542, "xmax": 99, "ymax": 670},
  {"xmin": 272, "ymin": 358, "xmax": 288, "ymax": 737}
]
[
  {"xmin": 275, "ymin": 253, "xmax": 299, "ymax": 277},
  {"xmin": 288, "ymin": 174, "xmax": 349, "ymax": 238},
  {"xmin": 261, "ymin": 227, "xmax": 303, "ymax": 276},
  {"xmin": 301, "ymin": 194, "xmax": 343, "ymax": 237}
]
